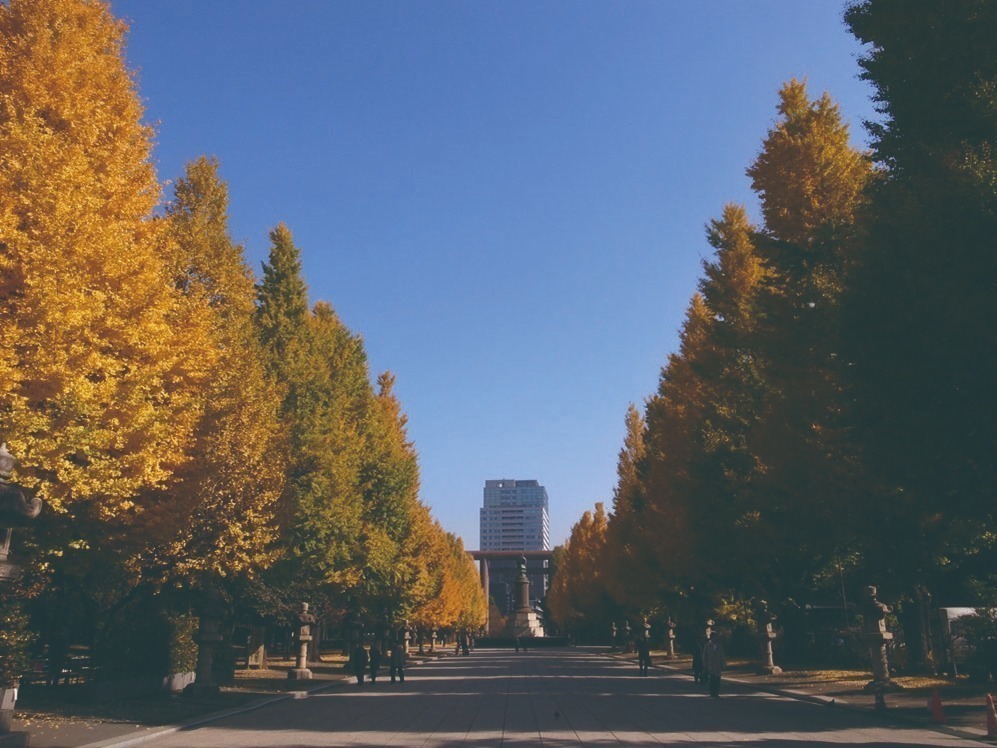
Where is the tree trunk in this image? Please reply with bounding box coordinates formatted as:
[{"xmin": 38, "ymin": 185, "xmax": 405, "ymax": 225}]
[{"xmin": 900, "ymin": 585, "xmax": 936, "ymax": 674}]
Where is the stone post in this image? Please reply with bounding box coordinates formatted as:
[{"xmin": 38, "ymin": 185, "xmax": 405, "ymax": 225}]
[
  {"xmin": 186, "ymin": 591, "xmax": 225, "ymax": 696},
  {"xmin": 666, "ymin": 618, "xmax": 676, "ymax": 658},
  {"xmin": 623, "ymin": 620, "xmax": 632, "ymax": 652},
  {"xmin": 288, "ymin": 602, "xmax": 316, "ymax": 680},
  {"xmin": 861, "ymin": 586, "xmax": 900, "ymax": 692},
  {"xmin": 402, "ymin": 619, "xmax": 412, "ymax": 654},
  {"xmin": 247, "ymin": 625, "xmax": 267, "ymax": 669},
  {"xmin": 429, "ymin": 627, "xmax": 437, "ymax": 653},
  {"xmin": 610, "ymin": 622, "xmax": 617, "ymax": 648},
  {"xmin": 755, "ymin": 600, "xmax": 782, "ymax": 675},
  {"xmin": 417, "ymin": 628, "xmax": 425, "ymax": 654},
  {"xmin": 0, "ymin": 688, "xmax": 17, "ymax": 738}
]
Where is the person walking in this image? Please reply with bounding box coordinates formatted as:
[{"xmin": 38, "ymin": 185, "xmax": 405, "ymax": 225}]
[
  {"xmin": 702, "ymin": 632, "xmax": 726, "ymax": 697},
  {"xmin": 368, "ymin": 642, "xmax": 382, "ymax": 683},
  {"xmin": 350, "ymin": 643, "xmax": 369, "ymax": 687},
  {"xmin": 390, "ymin": 642, "xmax": 407, "ymax": 683},
  {"xmin": 691, "ymin": 638, "xmax": 704, "ymax": 684},
  {"xmin": 635, "ymin": 636, "xmax": 651, "ymax": 676}
]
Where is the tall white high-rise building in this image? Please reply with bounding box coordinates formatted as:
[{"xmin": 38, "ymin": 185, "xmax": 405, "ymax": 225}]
[{"xmin": 479, "ymin": 479, "xmax": 550, "ymax": 551}]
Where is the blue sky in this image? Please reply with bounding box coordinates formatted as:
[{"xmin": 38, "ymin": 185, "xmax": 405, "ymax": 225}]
[{"xmin": 108, "ymin": 1, "xmax": 877, "ymax": 549}]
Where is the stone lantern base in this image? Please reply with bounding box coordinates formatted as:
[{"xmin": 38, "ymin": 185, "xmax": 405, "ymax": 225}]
[
  {"xmin": 288, "ymin": 667, "xmax": 313, "ymax": 680},
  {"xmin": 863, "ymin": 678, "xmax": 903, "ymax": 693},
  {"xmin": 184, "ymin": 681, "xmax": 220, "ymax": 697},
  {"xmin": 0, "ymin": 687, "xmax": 28, "ymax": 744}
]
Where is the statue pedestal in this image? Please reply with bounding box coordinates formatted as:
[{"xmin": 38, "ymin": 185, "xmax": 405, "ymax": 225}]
[
  {"xmin": 863, "ymin": 632, "xmax": 902, "ymax": 692},
  {"xmin": 506, "ymin": 607, "xmax": 544, "ymax": 638},
  {"xmin": 504, "ymin": 554, "xmax": 544, "ymax": 639},
  {"xmin": 757, "ymin": 633, "xmax": 782, "ymax": 675}
]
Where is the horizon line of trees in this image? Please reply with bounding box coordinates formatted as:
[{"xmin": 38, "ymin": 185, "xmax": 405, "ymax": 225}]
[
  {"xmin": 0, "ymin": 0, "xmax": 484, "ymax": 685},
  {"xmin": 548, "ymin": 0, "xmax": 996, "ymax": 673}
]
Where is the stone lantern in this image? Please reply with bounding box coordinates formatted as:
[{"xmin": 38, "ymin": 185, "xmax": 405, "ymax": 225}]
[
  {"xmin": 609, "ymin": 621, "xmax": 617, "ymax": 648},
  {"xmin": 288, "ymin": 602, "xmax": 316, "ymax": 680},
  {"xmin": 665, "ymin": 618, "xmax": 677, "ymax": 658},
  {"xmin": 0, "ymin": 443, "xmax": 41, "ymax": 744},
  {"xmin": 185, "ymin": 589, "xmax": 226, "ymax": 696},
  {"xmin": 0, "ymin": 444, "xmax": 41, "ymax": 585},
  {"xmin": 755, "ymin": 600, "xmax": 782, "ymax": 675}
]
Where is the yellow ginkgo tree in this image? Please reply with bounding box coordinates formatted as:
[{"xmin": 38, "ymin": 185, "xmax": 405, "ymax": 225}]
[{"xmin": 0, "ymin": 0, "xmax": 214, "ymax": 516}]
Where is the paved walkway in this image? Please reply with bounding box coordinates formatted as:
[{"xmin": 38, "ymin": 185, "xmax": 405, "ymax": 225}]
[{"xmin": 60, "ymin": 649, "xmax": 990, "ymax": 747}]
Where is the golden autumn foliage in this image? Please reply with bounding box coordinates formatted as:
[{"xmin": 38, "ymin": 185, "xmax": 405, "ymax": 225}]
[
  {"xmin": 605, "ymin": 404, "xmax": 653, "ymax": 611},
  {"xmin": 139, "ymin": 156, "xmax": 286, "ymax": 580},
  {"xmin": 0, "ymin": 1, "xmax": 487, "ymax": 669},
  {"xmin": 0, "ymin": 0, "xmax": 214, "ymax": 515},
  {"xmin": 638, "ymin": 294, "xmax": 721, "ymax": 595},
  {"xmin": 564, "ymin": 82, "xmax": 872, "ymax": 625},
  {"xmin": 747, "ymin": 79, "xmax": 870, "ymax": 247},
  {"xmin": 253, "ymin": 225, "xmax": 485, "ymax": 626},
  {"xmin": 410, "ymin": 520, "xmax": 486, "ymax": 630},
  {"xmin": 547, "ymin": 503, "xmax": 610, "ymax": 635},
  {"xmin": 356, "ymin": 371, "xmax": 421, "ymax": 609}
]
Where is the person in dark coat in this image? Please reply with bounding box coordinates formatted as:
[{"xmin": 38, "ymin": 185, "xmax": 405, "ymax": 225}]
[
  {"xmin": 369, "ymin": 642, "xmax": 382, "ymax": 683},
  {"xmin": 390, "ymin": 642, "xmax": 407, "ymax": 682},
  {"xmin": 702, "ymin": 632, "xmax": 726, "ymax": 697},
  {"xmin": 350, "ymin": 644, "xmax": 369, "ymax": 687},
  {"xmin": 635, "ymin": 636, "xmax": 651, "ymax": 676},
  {"xmin": 691, "ymin": 634, "xmax": 705, "ymax": 684}
]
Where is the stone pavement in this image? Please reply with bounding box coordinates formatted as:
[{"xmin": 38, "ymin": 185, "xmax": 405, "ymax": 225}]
[{"xmin": 17, "ymin": 648, "xmax": 991, "ymax": 747}]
